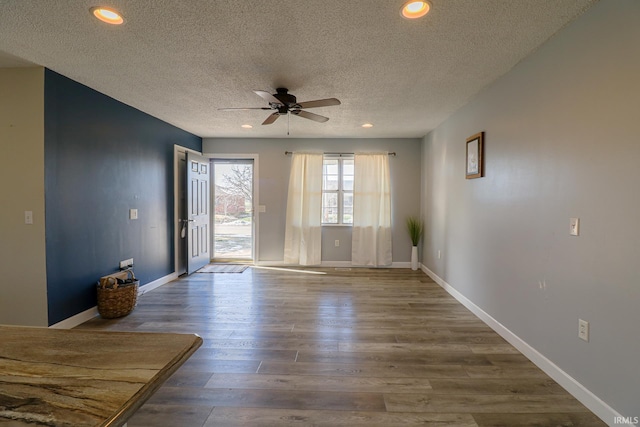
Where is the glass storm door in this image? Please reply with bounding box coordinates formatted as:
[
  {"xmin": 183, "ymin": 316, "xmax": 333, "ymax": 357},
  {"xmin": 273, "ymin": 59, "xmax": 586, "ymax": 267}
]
[{"xmin": 212, "ymin": 160, "xmax": 254, "ymax": 261}]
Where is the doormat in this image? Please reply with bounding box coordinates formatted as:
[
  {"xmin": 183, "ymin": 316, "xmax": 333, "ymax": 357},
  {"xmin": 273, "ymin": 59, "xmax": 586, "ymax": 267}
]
[{"xmin": 197, "ymin": 264, "xmax": 249, "ymax": 273}]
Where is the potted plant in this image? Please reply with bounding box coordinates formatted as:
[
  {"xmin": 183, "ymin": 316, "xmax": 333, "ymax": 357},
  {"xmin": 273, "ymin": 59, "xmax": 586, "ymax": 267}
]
[{"xmin": 406, "ymin": 216, "xmax": 423, "ymax": 271}]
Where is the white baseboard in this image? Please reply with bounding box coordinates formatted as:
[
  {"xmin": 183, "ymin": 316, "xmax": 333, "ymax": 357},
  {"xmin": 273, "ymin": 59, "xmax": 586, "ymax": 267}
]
[
  {"xmin": 49, "ymin": 306, "xmax": 99, "ymax": 329},
  {"xmin": 137, "ymin": 272, "xmax": 179, "ymax": 297},
  {"xmin": 49, "ymin": 272, "xmax": 179, "ymax": 330},
  {"xmin": 420, "ymin": 264, "xmax": 626, "ymax": 427},
  {"xmin": 253, "ymin": 260, "xmax": 286, "ymax": 267},
  {"xmin": 321, "ymin": 261, "xmax": 411, "ymax": 268},
  {"xmin": 254, "ymin": 260, "xmax": 412, "ymax": 268},
  {"xmin": 389, "ymin": 262, "xmax": 412, "ymax": 269},
  {"xmin": 322, "ymin": 261, "xmax": 353, "ymax": 267}
]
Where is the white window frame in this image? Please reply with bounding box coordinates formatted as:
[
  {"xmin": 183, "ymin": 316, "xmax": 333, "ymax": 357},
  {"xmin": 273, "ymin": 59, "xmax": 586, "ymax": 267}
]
[{"xmin": 322, "ymin": 155, "xmax": 353, "ymax": 226}]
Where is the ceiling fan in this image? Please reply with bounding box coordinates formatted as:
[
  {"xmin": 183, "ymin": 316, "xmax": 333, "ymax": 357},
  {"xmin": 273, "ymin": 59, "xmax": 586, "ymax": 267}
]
[{"xmin": 219, "ymin": 88, "xmax": 341, "ymax": 127}]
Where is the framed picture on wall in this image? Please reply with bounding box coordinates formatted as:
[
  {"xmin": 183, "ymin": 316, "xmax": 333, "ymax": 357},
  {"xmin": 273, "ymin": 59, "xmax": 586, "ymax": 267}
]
[{"xmin": 466, "ymin": 132, "xmax": 484, "ymax": 179}]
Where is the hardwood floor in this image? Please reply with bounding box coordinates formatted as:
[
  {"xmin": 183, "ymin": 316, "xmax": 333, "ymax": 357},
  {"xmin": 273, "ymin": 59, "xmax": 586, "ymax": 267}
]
[{"xmin": 77, "ymin": 267, "xmax": 606, "ymax": 426}]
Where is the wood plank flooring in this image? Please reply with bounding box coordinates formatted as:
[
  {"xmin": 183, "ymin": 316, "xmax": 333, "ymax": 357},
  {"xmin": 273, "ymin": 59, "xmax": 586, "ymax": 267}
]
[{"xmin": 77, "ymin": 267, "xmax": 606, "ymax": 426}]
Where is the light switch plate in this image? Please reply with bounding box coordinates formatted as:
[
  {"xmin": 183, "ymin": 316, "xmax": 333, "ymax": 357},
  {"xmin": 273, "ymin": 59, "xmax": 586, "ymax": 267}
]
[
  {"xmin": 130, "ymin": 209, "xmax": 138, "ymax": 220},
  {"xmin": 570, "ymin": 217, "xmax": 579, "ymax": 236},
  {"xmin": 24, "ymin": 211, "xmax": 33, "ymax": 225},
  {"xmin": 258, "ymin": 205, "xmax": 266, "ymax": 213}
]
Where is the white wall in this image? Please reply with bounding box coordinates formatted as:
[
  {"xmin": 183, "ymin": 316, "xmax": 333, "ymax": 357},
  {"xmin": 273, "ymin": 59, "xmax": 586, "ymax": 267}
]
[
  {"xmin": 0, "ymin": 67, "xmax": 48, "ymax": 326},
  {"xmin": 421, "ymin": 0, "xmax": 639, "ymax": 420},
  {"xmin": 203, "ymin": 138, "xmax": 421, "ymax": 264}
]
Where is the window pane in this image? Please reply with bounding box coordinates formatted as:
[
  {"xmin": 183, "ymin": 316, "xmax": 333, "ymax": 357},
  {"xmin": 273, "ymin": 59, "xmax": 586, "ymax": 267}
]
[
  {"xmin": 343, "ymin": 160, "xmax": 354, "ymax": 175},
  {"xmin": 324, "ymin": 207, "xmax": 338, "ymax": 224},
  {"xmin": 324, "ymin": 174, "xmax": 339, "ymax": 191},
  {"xmin": 322, "ymin": 193, "xmax": 338, "ymax": 223},
  {"xmin": 343, "ymin": 175, "xmax": 354, "ymax": 191},
  {"xmin": 323, "ymin": 159, "xmax": 339, "ymax": 191},
  {"xmin": 342, "ymin": 209, "xmax": 353, "ymax": 224},
  {"xmin": 343, "ymin": 192, "xmax": 353, "ymax": 207},
  {"xmin": 343, "ymin": 159, "xmax": 354, "ymax": 191},
  {"xmin": 323, "ymin": 192, "xmax": 338, "ymax": 207},
  {"xmin": 343, "ymin": 192, "xmax": 353, "ymax": 224},
  {"xmin": 323, "ymin": 160, "xmax": 338, "ymax": 175}
]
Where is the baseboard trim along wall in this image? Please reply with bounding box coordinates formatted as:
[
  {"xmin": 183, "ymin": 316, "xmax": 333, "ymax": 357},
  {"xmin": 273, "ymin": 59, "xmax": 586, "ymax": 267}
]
[
  {"xmin": 137, "ymin": 272, "xmax": 179, "ymax": 297},
  {"xmin": 49, "ymin": 306, "xmax": 99, "ymax": 329},
  {"xmin": 420, "ymin": 264, "xmax": 627, "ymax": 427},
  {"xmin": 49, "ymin": 272, "xmax": 179, "ymax": 329},
  {"xmin": 254, "ymin": 261, "xmax": 412, "ymax": 269}
]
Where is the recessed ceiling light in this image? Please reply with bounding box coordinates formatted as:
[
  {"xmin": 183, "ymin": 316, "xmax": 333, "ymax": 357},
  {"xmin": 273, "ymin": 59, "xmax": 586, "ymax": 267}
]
[
  {"xmin": 400, "ymin": 0, "xmax": 431, "ymax": 19},
  {"xmin": 241, "ymin": 124, "xmax": 253, "ymax": 129},
  {"xmin": 90, "ymin": 6, "xmax": 124, "ymax": 25},
  {"xmin": 362, "ymin": 123, "xmax": 374, "ymax": 128}
]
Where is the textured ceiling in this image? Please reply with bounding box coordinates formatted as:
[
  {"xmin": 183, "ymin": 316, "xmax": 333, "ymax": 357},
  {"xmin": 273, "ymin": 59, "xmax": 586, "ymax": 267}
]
[{"xmin": 0, "ymin": 0, "xmax": 596, "ymax": 138}]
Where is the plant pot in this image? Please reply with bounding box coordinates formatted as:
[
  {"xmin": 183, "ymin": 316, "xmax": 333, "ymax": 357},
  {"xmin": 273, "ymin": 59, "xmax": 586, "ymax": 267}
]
[{"xmin": 411, "ymin": 246, "xmax": 418, "ymax": 271}]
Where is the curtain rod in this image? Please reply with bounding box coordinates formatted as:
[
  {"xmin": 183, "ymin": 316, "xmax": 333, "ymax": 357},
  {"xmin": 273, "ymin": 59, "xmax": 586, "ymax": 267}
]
[{"xmin": 284, "ymin": 151, "xmax": 396, "ymax": 156}]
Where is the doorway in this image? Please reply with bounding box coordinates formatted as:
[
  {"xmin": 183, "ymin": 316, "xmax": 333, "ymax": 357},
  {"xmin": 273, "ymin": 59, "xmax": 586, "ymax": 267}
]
[{"xmin": 212, "ymin": 159, "xmax": 254, "ymax": 261}]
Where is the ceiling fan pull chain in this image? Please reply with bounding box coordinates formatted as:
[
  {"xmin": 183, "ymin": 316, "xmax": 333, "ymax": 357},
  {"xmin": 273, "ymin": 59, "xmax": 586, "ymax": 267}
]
[{"xmin": 287, "ymin": 112, "xmax": 290, "ymax": 136}]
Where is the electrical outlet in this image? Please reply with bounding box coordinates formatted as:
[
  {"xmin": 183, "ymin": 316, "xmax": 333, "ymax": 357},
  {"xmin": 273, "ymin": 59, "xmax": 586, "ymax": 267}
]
[
  {"xmin": 578, "ymin": 319, "xmax": 589, "ymax": 342},
  {"xmin": 119, "ymin": 258, "xmax": 134, "ymax": 269},
  {"xmin": 335, "ymin": 240, "xmax": 340, "ymax": 247}
]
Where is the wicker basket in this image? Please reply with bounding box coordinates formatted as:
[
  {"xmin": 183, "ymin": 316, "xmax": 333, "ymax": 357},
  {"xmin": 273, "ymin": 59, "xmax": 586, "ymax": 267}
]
[{"xmin": 97, "ymin": 272, "xmax": 139, "ymax": 319}]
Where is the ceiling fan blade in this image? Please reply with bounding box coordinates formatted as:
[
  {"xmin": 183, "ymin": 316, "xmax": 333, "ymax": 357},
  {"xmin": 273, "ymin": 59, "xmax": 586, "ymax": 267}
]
[
  {"xmin": 254, "ymin": 90, "xmax": 283, "ymax": 105},
  {"xmin": 218, "ymin": 107, "xmax": 272, "ymax": 111},
  {"xmin": 262, "ymin": 112, "xmax": 280, "ymax": 125},
  {"xmin": 296, "ymin": 98, "xmax": 341, "ymax": 109},
  {"xmin": 292, "ymin": 110, "xmax": 329, "ymax": 123}
]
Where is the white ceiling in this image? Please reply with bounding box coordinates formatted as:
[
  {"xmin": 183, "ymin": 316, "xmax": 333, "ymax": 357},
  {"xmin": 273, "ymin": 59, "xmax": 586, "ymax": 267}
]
[{"xmin": 0, "ymin": 0, "xmax": 596, "ymax": 138}]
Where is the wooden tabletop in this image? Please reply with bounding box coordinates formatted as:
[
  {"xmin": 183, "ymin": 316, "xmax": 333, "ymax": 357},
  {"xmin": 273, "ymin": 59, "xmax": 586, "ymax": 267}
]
[{"xmin": 0, "ymin": 325, "xmax": 202, "ymax": 426}]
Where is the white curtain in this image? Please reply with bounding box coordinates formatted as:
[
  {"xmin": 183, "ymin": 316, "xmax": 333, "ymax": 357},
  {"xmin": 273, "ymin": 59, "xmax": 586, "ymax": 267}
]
[
  {"xmin": 283, "ymin": 153, "xmax": 323, "ymax": 265},
  {"xmin": 351, "ymin": 153, "xmax": 392, "ymax": 266}
]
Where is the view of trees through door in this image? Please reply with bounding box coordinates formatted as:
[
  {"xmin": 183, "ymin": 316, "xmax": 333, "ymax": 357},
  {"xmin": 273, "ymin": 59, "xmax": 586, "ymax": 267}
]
[{"xmin": 213, "ymin": 160, "xmax": 253, "ymax": 260}]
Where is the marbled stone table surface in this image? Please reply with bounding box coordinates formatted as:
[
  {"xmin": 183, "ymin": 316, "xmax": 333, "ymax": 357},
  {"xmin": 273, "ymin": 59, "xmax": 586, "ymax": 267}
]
[{"xmin": 0, "ymin": 325, "xmax": 202, "ymax": 426}]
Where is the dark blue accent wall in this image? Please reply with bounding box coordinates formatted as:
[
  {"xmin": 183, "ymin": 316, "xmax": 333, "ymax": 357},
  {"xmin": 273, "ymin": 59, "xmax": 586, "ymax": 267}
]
[{"xmin": 44, "ymin": 69, "xmax": 201, "ymax": 325}]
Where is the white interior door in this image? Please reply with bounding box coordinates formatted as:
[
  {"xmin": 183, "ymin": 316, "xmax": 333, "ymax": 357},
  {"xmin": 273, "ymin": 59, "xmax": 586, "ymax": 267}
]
[{"xmin": 186, "ymin": 152, "xmax": 211, "ymax": 273}]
